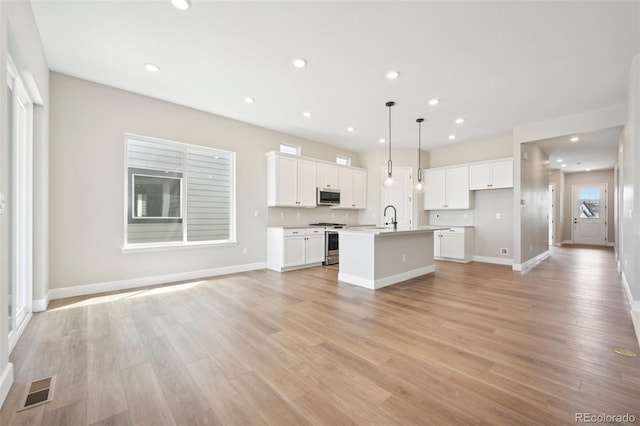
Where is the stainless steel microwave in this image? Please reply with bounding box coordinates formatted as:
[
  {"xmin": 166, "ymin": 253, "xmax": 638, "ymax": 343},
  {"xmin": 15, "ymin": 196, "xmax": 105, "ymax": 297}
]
[{"xmin": 317, "ymin": 187, "xmax": 340, "ymax": 206}]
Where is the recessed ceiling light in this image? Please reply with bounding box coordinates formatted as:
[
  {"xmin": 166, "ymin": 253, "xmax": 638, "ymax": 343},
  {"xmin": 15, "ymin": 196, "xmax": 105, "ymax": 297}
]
[
  {"xmin": 145, "ymin": 63, "xmax": 160, "ymax": 72},
  {"xmin": 561, "ymin": 164, "xmax": 567, "ymax": 168},
  {"xmin": 171, "ymin": 0, "xmax": 191, "ymax": 10},
  {"xmin": 556, "ymin": 159, "xmax": 563, "ymax": 163},
  {"xmin": 379, "ymin": 138, "xmax": 386, "ymax": 144},
  {"xmin": 455, "ymin": 117, "xmax": 465, "ymax": 124},
  {"xmin": 586, "ymin": 168, "xmax": 591, "ymax": 171},
  {"xmin": 292, "ymin": 58, "xmax": 307, "ymax": 68},
  {"xmin": 570, "ymin": 136, "xmax": 580, "ymax": 142},
  {"xmin": 302, "ymin": 111, "xmax": 312, "ymax": 118},
  {"xmin": 386, "ymin": 70, "xmax": 400, "ymax": 80},
  {"xmin": 244, "ymin": 97, "xmax": 255, "ymax": 104},
  {"xmin": 347, "ymin": 127, "xmax": 355, "ymax": 133},
  {"xmin": 428, "ymin": 98, "xmax": 440, "ymax": 106},
  {"xmin": 448, "ymin": 134, "xmax": 456, "ymax": 140}
]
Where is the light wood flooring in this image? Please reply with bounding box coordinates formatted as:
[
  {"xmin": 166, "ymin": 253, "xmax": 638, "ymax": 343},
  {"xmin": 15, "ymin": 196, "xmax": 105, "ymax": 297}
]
[{"xmin": 1, "ymin": 245, "xmax": 639, "ymax": 425}]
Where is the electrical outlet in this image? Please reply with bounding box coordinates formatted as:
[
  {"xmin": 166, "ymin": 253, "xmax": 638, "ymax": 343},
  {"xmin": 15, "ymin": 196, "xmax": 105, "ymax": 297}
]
[
  {"xmin": 253, "ymin": 210, "xmax": 259, "ymax": 217},
  {"xmin": 346, "ymin": 212, "xmax": 349, "ymax": 218},
  {"xmin": 296, "ymin": 212, "xmax": 300, "ymax": 218},
  {"xmin": 402, "ymin": 254, "xmax": 406, "ymax": 262},
  {"xmin": 331, "ymin": 212, "xmax": 336, "ymax": 218},
  {"xmin": 242, "ymin": 248, "xmax": 248, "ymax": 254},
  {"xmin": 500, "ymin": 248, "xmax": 508, "ymax": 255},
  {"xmin": 0, "ymin": 193, "xmax": 4, "ymax": 215},
  {"xmin": 280, "ymin": 211, "xmax": 284, "ymax": 218},
  {"xmin": 495, "ymin": 213, "xmax": 501, "ymax": 219},
  {"xmin": 529, "ymin": 243, "xmax": 533, "ymax": 252}
]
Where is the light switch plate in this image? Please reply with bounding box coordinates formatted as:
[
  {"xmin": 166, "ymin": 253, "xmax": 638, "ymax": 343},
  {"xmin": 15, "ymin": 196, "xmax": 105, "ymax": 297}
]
[{"xmin": 0, "ymin": 193, "xmax": 5, "ymax": 215}]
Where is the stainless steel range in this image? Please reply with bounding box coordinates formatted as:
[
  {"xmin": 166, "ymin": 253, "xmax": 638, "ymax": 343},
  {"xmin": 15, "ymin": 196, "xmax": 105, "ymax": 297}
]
[{"xmin": 309, "ymin": 223, "xmax": 346, "ymax": 265}]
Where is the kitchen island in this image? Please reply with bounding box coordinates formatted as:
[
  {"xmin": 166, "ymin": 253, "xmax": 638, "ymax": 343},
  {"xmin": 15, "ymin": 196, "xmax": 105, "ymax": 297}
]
[{"xmin": 337, "ymin": 226, "xmax": 449, "ymax": 290}]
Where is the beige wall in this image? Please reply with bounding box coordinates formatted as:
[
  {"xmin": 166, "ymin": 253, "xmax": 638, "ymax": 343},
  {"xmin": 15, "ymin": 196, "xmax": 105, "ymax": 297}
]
[
  {"xmin": 563, "ymin": 170, "xmax": 615, "ymax": 244},
  {"xmin": 49, "ymin": 73, "xmax": 360, "ymax": 290},
  {"xmin": 428, "ymin": 136, "xmax": 513, "ymax": 168},
  {"xmin": 520, "ymin": 143, "xmax": 549, "ymax": 263},
  {"xmin": 620, "ymin": 55, "xmax": 639, "ymax": 307}
]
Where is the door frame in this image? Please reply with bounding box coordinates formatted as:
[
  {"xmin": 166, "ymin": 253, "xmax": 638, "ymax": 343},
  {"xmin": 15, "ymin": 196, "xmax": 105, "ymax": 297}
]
[
  {"xmin": 549, "ymin": 184, "xmax": 555, "ymax": 246},
  {"xmin": 571, "ymin": 183, "xmax": 608, "ymax": 246}
]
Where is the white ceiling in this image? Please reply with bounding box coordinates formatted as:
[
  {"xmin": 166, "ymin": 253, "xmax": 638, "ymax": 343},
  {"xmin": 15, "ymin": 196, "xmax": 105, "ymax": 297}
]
[
  {"xmin": 535, "ymin": 126, "xmax": 621, "ymax": 173},
  {"xmin": 30, "ymin": 1, "xmax": 639, "ymax": 154}
]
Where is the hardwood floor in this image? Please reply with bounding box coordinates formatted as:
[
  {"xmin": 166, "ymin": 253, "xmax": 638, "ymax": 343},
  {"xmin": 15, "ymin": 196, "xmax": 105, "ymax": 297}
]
[{"xmin": 2, "ymin": 245, "xmax": 639, "ymax": 425}]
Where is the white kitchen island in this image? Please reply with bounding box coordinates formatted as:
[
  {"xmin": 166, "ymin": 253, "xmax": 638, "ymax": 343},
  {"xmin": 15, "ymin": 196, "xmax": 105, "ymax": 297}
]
[{"xmin": 338, "ymin": 226, "xmax": 449, "ymax": 290}]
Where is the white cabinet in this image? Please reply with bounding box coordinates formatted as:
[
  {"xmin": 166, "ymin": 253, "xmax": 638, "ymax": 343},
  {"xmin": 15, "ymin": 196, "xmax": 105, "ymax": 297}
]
[
  {"xmin": 316, "ymin": 163, "xmax": 339, "ymax": 189},
  {"xmin": 267, "ymin": 153, "xmax": 317, "ymax": 207},
  {"xmin": 267, "ymin": 227, "xmax": 325, "ymax": 271},
  {"xmin": 335, "ymin": 167, "xmax": 367, "ymax": 209},
  {"xmin": 424, "ymin": 166, "xmax": 470, "ymax": 210},
  {"xmin": 469, "ymin": 160, "xmax": 513, "ymax": 190},
  {"xmin": 434, "ymin": 227, "xmax": 473, "ymax": 263}
]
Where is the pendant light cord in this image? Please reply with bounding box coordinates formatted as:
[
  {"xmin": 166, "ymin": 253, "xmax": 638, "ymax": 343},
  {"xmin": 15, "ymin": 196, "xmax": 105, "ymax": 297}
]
[
  {"xmin": 417, "ymin": 118, "xmax": 424, "ymax": 182},
  {"xmin": 387, "ymin": 102, "xmax": 394, "ymax": 177}
]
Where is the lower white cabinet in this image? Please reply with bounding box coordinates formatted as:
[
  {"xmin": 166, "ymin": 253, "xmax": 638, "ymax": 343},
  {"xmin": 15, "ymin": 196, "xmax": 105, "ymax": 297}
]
[
  {"xmin": 267, "ymin": 227, "xmax": 325, "ymax": 271},
  {"xmin": 434, "ymin": 227, "xmax": 473, "ymax": 263}
]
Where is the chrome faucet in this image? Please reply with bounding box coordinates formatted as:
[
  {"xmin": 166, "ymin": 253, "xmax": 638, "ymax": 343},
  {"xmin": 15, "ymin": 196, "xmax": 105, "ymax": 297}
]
[{"xmin": 384, "ymin": 205, "xmax": 398, "ymax": 229}]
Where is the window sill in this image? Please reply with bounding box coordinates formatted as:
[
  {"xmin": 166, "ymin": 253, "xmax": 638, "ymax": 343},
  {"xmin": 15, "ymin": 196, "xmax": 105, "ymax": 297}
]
[{"xmin": 122, "ymin": 240, "xmax": 238, "ymax": 254}]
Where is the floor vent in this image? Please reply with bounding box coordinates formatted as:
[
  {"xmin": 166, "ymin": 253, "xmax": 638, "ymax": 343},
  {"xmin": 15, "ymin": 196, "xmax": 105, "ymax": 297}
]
[
  {"xmin": 613, "ymin": 347, "xmax": 638, "ymax": 358},
  {"xmin": 18, "ymin": 376, "xmax": 56, "ymax": 411}
]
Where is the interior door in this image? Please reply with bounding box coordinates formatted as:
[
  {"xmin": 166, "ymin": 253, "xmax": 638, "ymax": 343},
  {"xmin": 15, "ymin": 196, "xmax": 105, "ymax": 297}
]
[
  {"xmin": 382, "ymin": 167, "xmax": 413, "ymax": 227},
  {"xmin": 572, "ymin": 184, "xmax": 607, "ymax": 245}
]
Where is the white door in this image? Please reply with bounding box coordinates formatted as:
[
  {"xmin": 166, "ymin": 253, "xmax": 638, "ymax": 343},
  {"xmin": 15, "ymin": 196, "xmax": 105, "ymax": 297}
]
[
  {"xmin": 549, "ymin": 184, "xmax": 554, "ymax": 245},
  {"xmin": 7, "ymin": 62, "xmax": 34, "ymax": 350},
  {"xmin": 572, "ymin": 184, "xmax": 607, "ymax": 245},
  {"xmin": 382, "ymin": 167, "xmax": 413, "ymax": 227}
]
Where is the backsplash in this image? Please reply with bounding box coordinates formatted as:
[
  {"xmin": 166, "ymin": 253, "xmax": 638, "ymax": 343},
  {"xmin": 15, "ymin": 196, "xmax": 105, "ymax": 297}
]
[
  {"xmin": 267, "ymin": 207, "xmax": 362, "ymax": 227},
  {"xmin": 428, "ymin": 210, "xmax": 475, "ymax": 226}
]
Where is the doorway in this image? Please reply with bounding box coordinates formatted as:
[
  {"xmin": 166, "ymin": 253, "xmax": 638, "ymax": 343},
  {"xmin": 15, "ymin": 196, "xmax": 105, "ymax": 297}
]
[
  {"xmin": 572, "ymin": 184, "xmax": 608, "ymax": 245},
  {"xmin": 381, "ymin": 166, "xmax": 413, "ymax": 228}
]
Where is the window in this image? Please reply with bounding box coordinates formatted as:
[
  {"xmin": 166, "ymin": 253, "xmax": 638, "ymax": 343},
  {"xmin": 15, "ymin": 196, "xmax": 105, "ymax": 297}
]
[
  {"xmin": 578, "ymin": 188, "xmax": 600, "ymax": 219},
  {"xmin": 336, "ymin": 155, "xmax": 351, "ymax": 166},
  {"xmin": 125, "ymin": 135, "xmax": 235, "ymax": 247},
  {"xmin": 279, "ymin": 143, "xmax": 301, "ymax": 156}
]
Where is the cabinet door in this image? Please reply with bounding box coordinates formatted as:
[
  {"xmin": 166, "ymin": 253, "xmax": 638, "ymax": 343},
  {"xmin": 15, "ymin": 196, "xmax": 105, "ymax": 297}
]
[
  {"xmin": 491, "ymin": 160, "xmax": 513, "ymax": 189},
  {"xmin": 434, "ymin": 232, "xmax": 442, "ymax": 257},
  {"xmin": 338, "ymin": 168, "xmax": 354, "ymax": 207},
  {"xmin": 273, "ymin": 155, "xmax": 298, "ymax": 206},
  {"xmin": 317, "ymin": 163, "xmax": 339, "ymax": 189},
  {"xmin": 440, "ymin": 232, "xmax": 465, "ymax": 259},
  {"xmin": 297, "ymin": 159, "xmax": 317, "ymax": 207},
  {"xmin": 469, "ymin": 164, "xmax": 492, "ymax": 190},
  {"xmin": 351, "ymin": 169, "xmax": 367, "ymax": 209},
  {"xmin": 445, "ymin": 166, "xmax": 470, "ymax": 209},
  {"xmin": 283, "ymin": 236, "xmax": 306, "ymax": 267},
  {"xmin": 424, "ymin": 169, "xmax": 446, "ymax": 210},
  {"xmin": 305, "ymin": 235, "xmax": 325, "ymax": 264}
]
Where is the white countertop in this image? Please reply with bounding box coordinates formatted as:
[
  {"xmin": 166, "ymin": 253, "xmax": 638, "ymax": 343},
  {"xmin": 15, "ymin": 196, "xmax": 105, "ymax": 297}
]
[{"xmin": 339, "ymin": 225, "xmax": 450, "ymax": 236}]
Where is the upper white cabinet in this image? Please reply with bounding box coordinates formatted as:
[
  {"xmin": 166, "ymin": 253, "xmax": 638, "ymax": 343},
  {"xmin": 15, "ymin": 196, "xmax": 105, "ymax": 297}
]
[
  {"xmin": 267, "ymin": 153, "xmax": 317, "ymax": 207},
  {"xmin": 469, "ymin": 159, "xmax": 513, "ymax": 190},
  {"xmin": 316, "ymin": 163, "xmax": 339, "ymax": 189},
  {"xmin": 336, "ymin": 167, "xmax": 367, "ymax": 209},
  {"xmin": 424, "ymin": 166, "xmax": 470, "ymax": 210}
]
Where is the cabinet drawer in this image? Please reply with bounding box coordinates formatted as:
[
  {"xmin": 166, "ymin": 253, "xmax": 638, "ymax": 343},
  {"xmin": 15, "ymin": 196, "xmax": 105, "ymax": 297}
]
[
  {"xmin": 284, "ymin": 228, "xmax": 306, "ymax": 237},
  {"xmin": 443, "ymin": 227, "xmax": 465, "ymax": 234},
  {"xmin": 305, "ymin": 228, "xmax": 324, "ymax": 236}
]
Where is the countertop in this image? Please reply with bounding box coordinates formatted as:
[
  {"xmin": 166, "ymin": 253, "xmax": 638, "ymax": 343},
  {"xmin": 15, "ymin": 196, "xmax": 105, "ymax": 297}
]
[{"xmin": 338, "ymin": 225, "xmax": 450, "ymax": 236}]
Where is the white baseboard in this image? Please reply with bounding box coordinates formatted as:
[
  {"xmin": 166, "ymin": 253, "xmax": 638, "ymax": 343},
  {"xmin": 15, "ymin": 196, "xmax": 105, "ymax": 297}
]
[
  {"xmin": 621, "ymin": 272, "xmax": 640, "ymax": 348},
  {"xmin": 512, "ymin": 250, "xmax": 550, "ymax": 272},
  {"xmin": 33, "ymin": 294, "xmax": 50, "ymax": 312},
  {"xmin": 8, "ymin": 312, "xmax": 33, "ymax": 354},
  {"xmin": 562, "ymin": 240, "xmax": 573, "ymax": 245},
  {"xmin": 606, "ymin": 242, "xmax": 615, "ymax": 247},
  {"xmin": 553, "ymin": 242, "xmax": 563, "ymax": 247},
  {"xmin": 0, "ymin": 362, "xmax": 13, "ymax": 410},
  {"xmin": 472, "ymin": 256, "xmax": 513, "ymax": 266},
  {"xmin": 339, "ymin": 265, "xmax": 435, "ymax": 290},
  {"xmin": 48, "ymin": 262, "xmax": 267, "ymax": 301}
]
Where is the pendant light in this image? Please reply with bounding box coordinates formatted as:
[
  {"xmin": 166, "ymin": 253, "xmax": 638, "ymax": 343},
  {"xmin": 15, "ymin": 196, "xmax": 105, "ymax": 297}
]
[
  {"xmin": 415, "ymin": 118, "xmax": 425, "ymax": 193},
  {"xmin": 382, "ymin": 101, "xmax": 396, "ymax": 188}
]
